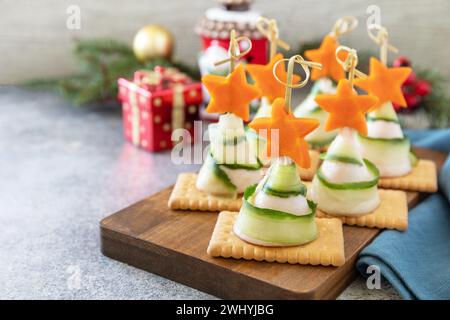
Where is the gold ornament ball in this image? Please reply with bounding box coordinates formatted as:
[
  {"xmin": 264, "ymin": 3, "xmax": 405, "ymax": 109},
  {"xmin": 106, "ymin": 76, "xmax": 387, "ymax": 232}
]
[{"xmin": 133, "ymin": 25, "xmax": 174, "ymax": 61}]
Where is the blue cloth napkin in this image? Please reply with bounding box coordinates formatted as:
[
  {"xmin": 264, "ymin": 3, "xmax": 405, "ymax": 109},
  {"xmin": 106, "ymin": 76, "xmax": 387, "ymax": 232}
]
[{"xmin": 356, "ymin": 129, "xmax": 450, "ymax": 300}]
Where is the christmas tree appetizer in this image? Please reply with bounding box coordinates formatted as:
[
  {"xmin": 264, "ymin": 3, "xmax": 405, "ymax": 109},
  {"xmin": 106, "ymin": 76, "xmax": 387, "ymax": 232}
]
[
  {"xmin": 169, "ymin": 30, "xmax": 263, "ymax": 212},
  {"xmin": 312, "ymin": 46, "xmax": 408, "ymax": 230},
  {"xmin": 245, "ymin": 17, "xmax": 318, "ymax": 180},
  {"xmin": 353, "ymin": 25, "xmax": 413, "ymax": 177},
  {"xmin": 208, "ymin": 55, "xmax": 346, "ymax": 267},
  {"xmin": 235, "ymin": 55, "xmax": 322, "ymax": 246},
  {"xmin": 351, "ymin": 25, "xmax": 438, "ymax": 193},
  {"xmin": 311, "ymin": 46, "xmax": 380, "ymax": 215},
  {"xmin": 245, "ymin": 17, "xmax": 293, "ymax": 165},
  {"xmin": 294, "ymin": 17, "xmax": 358, "ymax": 150}
]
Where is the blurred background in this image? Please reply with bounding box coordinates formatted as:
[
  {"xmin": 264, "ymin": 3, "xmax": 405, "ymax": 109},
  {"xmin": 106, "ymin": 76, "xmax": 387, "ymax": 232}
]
[{"xmin": 1, "ymin": 0, "xmax": 450, "ymax": 85}]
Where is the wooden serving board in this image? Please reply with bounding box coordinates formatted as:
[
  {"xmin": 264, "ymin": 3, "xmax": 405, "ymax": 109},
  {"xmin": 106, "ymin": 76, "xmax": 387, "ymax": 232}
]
[{"xmin": 100, "ymin": 148, "xmax": 447, "ymax": 299}]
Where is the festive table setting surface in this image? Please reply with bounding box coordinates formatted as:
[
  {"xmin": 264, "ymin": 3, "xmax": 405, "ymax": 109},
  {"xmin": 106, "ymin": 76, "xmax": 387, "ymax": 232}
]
[
  {"xmin": 2, "ymin": 84, "xmax": 448, "ymax": 299},
  {"xmin": 0, "ymin": 85, "xmax": 405, "ymax": 299}
]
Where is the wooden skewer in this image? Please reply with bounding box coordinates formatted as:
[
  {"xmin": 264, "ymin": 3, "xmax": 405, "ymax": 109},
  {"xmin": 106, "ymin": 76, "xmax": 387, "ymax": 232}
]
[
  {"xmin": 213, "ymin": 29, "xmax": 252, "ymax": 73},
  {"xmin": 335, "ymin": 45, "xmax": 367, "ymax": 88},
  {"xmin": 256, "ymin": 17, "xmax": 290, "ymax": 60},
  {"xmin": 368, "ymin": 24, "xmax": 399, "ymax": 65},
  {"xmin": 273, "ymin": 55, "xmax": 322, "ymax": 112}
]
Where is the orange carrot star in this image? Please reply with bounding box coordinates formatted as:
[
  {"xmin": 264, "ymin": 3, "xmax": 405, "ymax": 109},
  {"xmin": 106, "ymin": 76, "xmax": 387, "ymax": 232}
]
[
  {"xmin": 315, "ymin": 79, "xmax": 379, "ymax": 135},
  {"xmin": 305, "ymin": 35, "xmax": 347, "ymax": 82},
  {"xmin": 202, "ymin": 64, "xmax": 261, "ymax": 121},
  {"xmin": 246, "ymin": 53, "xmax": 300, "ymax": 103},
  {"xmin": 354, "ymin": 57, "xmax": 412, "ymax": 107},
  {"xmin": 249, "ymin": 98, "xmax": 319, "ymax": 168}
]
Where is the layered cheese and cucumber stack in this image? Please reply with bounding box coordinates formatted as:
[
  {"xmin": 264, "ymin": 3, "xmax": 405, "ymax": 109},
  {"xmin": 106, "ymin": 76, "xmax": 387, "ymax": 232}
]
[
  {"xmin": 357, "ymin": 101, "xmax": 417, "ymax": 177},
  {"xmin": 294, "ymin": 78, "xmax": 338, "ymax": 149},
  {"xmin": 246, "ymin": 98, "xmax": 271, "ymax": 166},
  {"xmin": 354, "ymin": 57, "xmax": 414, "ymax": 177},
  {"xmin": 312, "ymin": 128, "xmax": 380, "ymax": 215},
  {"xmin": 234, "ymin": 97, "xmax": 320, "ymax": 246},
  {"xmin": 197, "ymin": 113, "xmax": 264, "ymax": 198},
  {"xmin": 199, "ymin": 62, "xmax": 262, "ymax": 197},
  {"xmin": 234, "ymin": 157, "xmax": 317, "ymax": 246},
  {"xmin": 312, "ymin": 78, "xmax": 380, "ymax": 216}
]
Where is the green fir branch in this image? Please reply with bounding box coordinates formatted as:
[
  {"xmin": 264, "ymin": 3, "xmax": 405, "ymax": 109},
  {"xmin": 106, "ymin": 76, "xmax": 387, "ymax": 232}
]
[
  {"xmin": 22, "ymin": 38, "xmax": 199, "ymax": 106},
  {"xmin": 417, "ymin": 69, "xmax": 450, "ymax": 128}
]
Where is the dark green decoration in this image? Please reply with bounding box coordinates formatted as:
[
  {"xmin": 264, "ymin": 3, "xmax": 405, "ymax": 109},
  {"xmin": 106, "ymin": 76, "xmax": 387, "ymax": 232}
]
[{"xmin": 24, "ymin": 39, "xmax": 199, "ymax": 106}]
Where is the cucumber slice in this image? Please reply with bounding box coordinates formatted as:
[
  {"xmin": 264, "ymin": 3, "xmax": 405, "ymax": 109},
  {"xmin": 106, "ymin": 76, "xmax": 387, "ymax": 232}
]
[
  {"xmin": 312, "ymin": 138, "xmax": 381, "ymax": 215},
  {"xmin": 316, "ymin": 159, "xmax": 379, "ymax": 190},
  {"xmin": 211, "ymin": 135, "xmax": 260, "ymax": 166},
  {"xmin": 212, "ymin": 162, "xmax": 236, "ymax": 191},
  {"xmin": 307, "ymin": 135, "xmax": 336, "ymax": 148},
  {"xmin": 208, "ymin": 122, "xmax": 244, "ymax": 144},
  {"xmin": 245, "ymin": 126, "xmax": 260, "ymax": 138},
  {"xmin": 358, "ymin": 134, "xmax": 410, "ymax": 146},
  {"xmin": 312, "ymin": 174, "xmax": 380, "ymax": 216},
  {"xmin": 244, "ymin": 185, "xmax": 315, "ymax": 219},
  {"xmin": 368, "ymin": 101, "xmax": 399, "ymax": 122},
  {"xmin": 264, "ymin": 162, "xmax": 305, "ymax": 194},
  {"xmin": 295, "ymin": 105, "xmax": 337, "ymax": 148},
  {"xmin": 367, "ymin": 115, "xmax": 399, "ymax": 124},
  {"xmin": 262, "ymin": 185, "xmax": 306, "ymax": 198},
  {"xmin": 245, "ymin": 127, "xmax": 269, "ymax": 165},
  {"xmin": 357, "ymin": 133, "xmax": 412, "ymax": 177},
  {"xmin": 221, "ymin": 135, "xmax": 246, "ymax": 146},
  {"xmin": 234, "ymin": 185, "xmax": 318, "ymax": 246},
  {"xmin": 196, "ymin": 154, "xmax": 237, "ymax": 197},
  {"xmin": 212, "ymin": 128, "xmax": 264, "ymax": 170},
  {"xmin": 409, "ymin": 149, "xmax": 419, "ymax": 167},
  {"xmin": 221, "ymin": 158, "xmax": 263, "ymax": 170},
  {"xmin": 307, "ymin": 106, "xmax": 323, "ymax": 114},
  {"xmin": 210, "ymin": 113, "xmax": 256, "ymax": 165},
  {"xmin": 326, "ymin": 129, "xmax": 363, "ymax": 162},
  {"xmin": 320, "ymin": 153, "xmax": 363, "ymax": 166}
]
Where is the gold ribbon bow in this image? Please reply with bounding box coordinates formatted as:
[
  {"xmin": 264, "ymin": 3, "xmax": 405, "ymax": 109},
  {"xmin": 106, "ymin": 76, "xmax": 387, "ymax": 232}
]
[
  {"xmin": 138, "ymin": 71, "xmax": 162, "ymax": 86},
  {"xmin": 138, "ymin": 67, "xmax": 188, "ymax": 87},
  {"xmin": 256, "ymin": 17, "xmax": 290, "ymax": 60}
]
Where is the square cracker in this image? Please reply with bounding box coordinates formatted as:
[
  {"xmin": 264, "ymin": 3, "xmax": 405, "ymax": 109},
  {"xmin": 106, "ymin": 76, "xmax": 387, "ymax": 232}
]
[
  {"xmin": 207, "ymin": 211, "xmax": 345, "ymax": 267},
  {"xmin": 315, "ymin": 189, "xmax": 408, "ymax": 231},
  {"xmin": 297, "ymin": 150, "xmax": 320, "ymax": 181},
  {"xmin": 168, "ymin": 173, "xmax": 242, "ymax": 212},
  {"xmin": 378, "ymin": 160, "xmax": 438, "ymax": 193}
]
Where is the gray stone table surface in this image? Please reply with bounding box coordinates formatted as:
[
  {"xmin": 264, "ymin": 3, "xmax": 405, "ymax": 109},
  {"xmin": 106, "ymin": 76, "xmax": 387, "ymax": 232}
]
[{"xmin": 0, "ymin": 86, "xmax": 400, "ymax": 299}]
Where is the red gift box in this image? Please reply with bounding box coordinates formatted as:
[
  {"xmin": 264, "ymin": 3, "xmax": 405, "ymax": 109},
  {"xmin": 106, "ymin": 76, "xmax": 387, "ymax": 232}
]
[{"xmin": 118, "ymin": 67, "xmax": 202, "ymax": 152}]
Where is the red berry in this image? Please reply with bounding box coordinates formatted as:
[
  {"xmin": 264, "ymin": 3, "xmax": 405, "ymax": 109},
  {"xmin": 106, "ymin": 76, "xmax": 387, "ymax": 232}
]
[
  {"xmin": 405, "ymin": 94, "xmax": 421, "ymax": 108},
  {"xmin": 392, "ymin": 102, "xmax": 401, "ymax": 111},
  {"xmin": 393, "ymin": 56, "xmax": 411, "ymax": 67},
  {"xmin": 404, "ymin": 72, "xmax": 417, "ymax": 85},
  {"xmin": 415, "ymin": 80, "xmax": 432, "ymax": 96}
]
